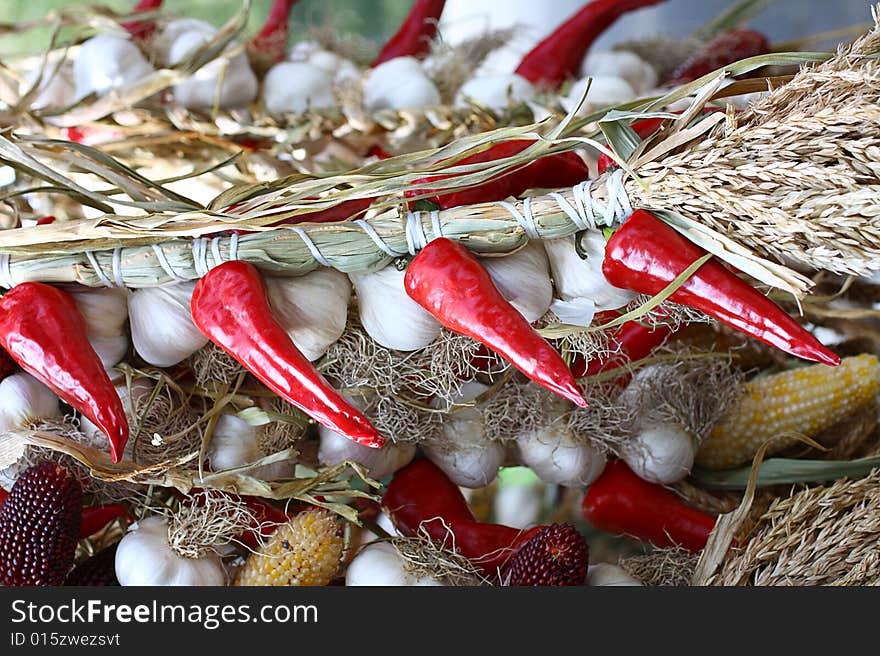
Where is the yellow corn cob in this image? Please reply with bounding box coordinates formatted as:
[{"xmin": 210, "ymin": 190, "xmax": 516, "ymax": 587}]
[
  {"xmin": 696, "ymin": 354, "xmax": 879, "ymax": 470},
  {"xmin": 235, "ymin": 508, "xmax": 344, "ymax": 586}
]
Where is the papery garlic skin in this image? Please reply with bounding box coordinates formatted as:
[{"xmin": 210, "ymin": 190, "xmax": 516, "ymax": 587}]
[
  {"xmin": 23, "ymin": 59, "xmax": 76, "ymax": 110},
  {"xmin": 306, "ymin": 50, "xmax": 359, "ymax": 84},
  {"xmin": 545, "ymin": 231, "xmax": 637, "ymax": 310},
  {"xmin": 363, "ymin": 56, "xmax": 440, "ymax": 111},
  {"xmin": 563, "ymin": 75, "xmax": 636, "ymax": 116},
  {"xmin": 264, "ymin": 269, "xmax": 351, "ymax": 361},
  {"xmin": 73, "ymin": 34, "xmax": 155, "ymax": 99},
  {"xmin": 350, "ymin": 266, "xmax": 442, "ymax": 351},
  {"xmin": 319, "ymin": 425, "xmax": 415, "ymax": 479},
  {"xmin": 621, "ymin": 420, "xmax": 697, "ymax": 485},
  {"xmin": 0, "ymin": 373, "xmax": 61, "ymax": 432},
  {"xmin": 206, "ymin": 414, "xmax": 262, "ymax": 471},
  {"xmin": 480, "ymin": 242, "xmax": 553, "ymax": 323},
  {"xmin": 168, "ymin": 30, "xmax": 258, "ymax": 109},
  {"xmin": 346, "ymin": 542, "xmax": 445, "ymax": 586},
  {"xmin": 516, "ymin": 423, "xmax": 607, "ymax": 488},
  {"xmin": 581, "ymin": 51, "xmax": 657, "ymax": 95},
  {"xmin": 587, "ymin": 563, "xmax": 643, "ymax": 586},
  {"xmin": 424, "ymin": 382, "xmax": 505, "ymax": 488},
  {"xmin": 70, "ymin": 287, "xmax": 128, "ymax": 337},
  {"xmin": 153, "ymin": 18, "xmax": 216, "ymax": 66},
  {"xmin": 455, "ymin": 73, "xmax": 535, "ymax": 111},
  {"xmin": 262, "ymin": 62, "xmax": 337, "ymax": 114},
  {"xmin": 115, "ymin": 516, "xmax": 226, "ymax": 586},
  {"xmin": 128, "ymin": 282, "xmax": 208, "ymax": 367},
  {"xmin": 493, "ymin": 479, "xmax": 544, "ymax": 530}
]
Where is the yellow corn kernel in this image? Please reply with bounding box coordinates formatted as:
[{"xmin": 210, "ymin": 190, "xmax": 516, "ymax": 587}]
[
  {"xmin": 696, "ymin": 354, "xmax": 879, "ymax": 470},
  {"xmin": 235, "ymin": 508, "xmax": 344, "ymax": 586}
]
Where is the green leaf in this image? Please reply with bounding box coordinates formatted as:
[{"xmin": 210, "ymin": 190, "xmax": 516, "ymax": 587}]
[
  {"xmin": 691, "ymin": 456, "xmax": 880, "ymax": 490},
  {"xmin": 691, "ymin": 0, "xmax": 778, "ymax": 42},
  {"xmin": 599, "ymin": 120, "xmax": 641, "ymax": 164}
]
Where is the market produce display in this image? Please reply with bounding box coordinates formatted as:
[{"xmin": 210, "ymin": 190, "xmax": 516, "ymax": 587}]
[{"xmin": 1, "ymin": 0, "xmax": 880, "ymax": 588}]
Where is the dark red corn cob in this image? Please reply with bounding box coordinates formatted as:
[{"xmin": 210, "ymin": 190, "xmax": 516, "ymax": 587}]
[
  {"xmin": 665, "ymin": 29, "xmax": 771, "ymax": 84},
  {"xmin": 0, "ymin": 462, "xmax": 82, "ymax": 586},
  {"xmin": 503, "ymin": 523, "xmax": 589, "ymax": 586},
  {"xmin": 64, "ymin": 544, "xmax": 120, "ymax": 587}
]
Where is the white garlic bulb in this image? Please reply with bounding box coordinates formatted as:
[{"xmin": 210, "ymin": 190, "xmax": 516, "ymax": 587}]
[
  {"xmin": 168, "ymin": 30, "xmax": 258, "ymax": 109},
  {"xmin": 493, "ymin": 479, "xmax": 544, "ymax": 530},
  {"xmin": 455, "ymin": 73, "xmax": 535, "ymax": 111},
  {"xmin": 89, "ymin": 334, "xmax": 130, "ymax": 369},
  {"xmin": 206, "ymin": 414, "xmax": 262, "ymax": 471},
  {"xmin": 23, "ymin": 59, "xmax": 76, "ymax": 110},
  {"xmin": 516, "ymin": 423, "xmax": 607, "ymax": 488},
  {"xmin": 307, "ymin": 50, "xmax": 359, "ymax": 84},
  {"xmin": 587, "ymin": 563, "xmax": 643, "ymax": 586},
  {"xmin": 287, "ymin": 40, "xmax": 321, "ymax": 62},
  {"xmin": 423, "ymin": 382, "xmax": 505, "ymax": 488},
  {"xmin": 563, "ymin": 74, "xmax": 636, "ymax": 116},
  {"xmin": 319, "ymin": 424, "xmax": 415, "ymax": 479},
  {"xmin": 128, "ymin": 282, "xmax": 209, "ymax": 367},
  {"xmin": 73, "ymin": 34, "xmax": 155, "ymax": 99},
  {"xmin": 480, "ymin": 242, "xmax": 553, "ymax": 323},
  {"xmin": 620, "ymin": 420, "xmax": 697, "ymax": 485},
  {"xmin": 153, "ymin": 18, "xmax": 216, "ymax": 66},
  {"xmin": 264, "ymin": 269, "xmax": 350, "ymax": 361},
  {"xmin": 69, "ymin": 287, "xmax": 128, "ymax": 338},
  {"xmin": 0, "ymin": 373, "xmax": 61, "ymax": 432},
  {"xmin": 544, "ymin": 231, "xmax": 637, "ymax": 310},
  {"xmin": 346, "ymin": 542, "xmax": 445, "ymax": 586},
  {"xmin": 261, "ymin": 62, "xmax": 337, "ymax": 114},
  {"xmin": 115, "ymin": 516, "xmax": 226, "ymax": 586},
  {"xmin": 581, "ymin": 51, "xmax": 657, "ymax": 95},
  {"xmin": 350, "ymin": 266, "xmax": 442, "ymax": 351},
  {"xmin": 363, "ymin": 56, "xmax": 440, "ymax": 111}
]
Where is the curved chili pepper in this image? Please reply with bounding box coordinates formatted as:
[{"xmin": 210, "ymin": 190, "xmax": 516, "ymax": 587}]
[
  {"xmin": 515, "ymin": 0, "xmax": 666, "ymax": 88},
  {"xmin": 80, "ymin": 504, "xmax": 130, "ymax": 539},
  {"xmin": 0, "ymin": 283, "xmax": 129, "ymax": 462},
  {"xmin": 407, "ymin": 140, "xmax": 590, "ymax": 210},
  {"xmin": 384, "ymin": 460, "xmax": 541, "ymax": 574},
  {"xmin": 269, "ymin": 197, "xmax": 373, "ymax": 227},
  {"xmin": 582, "ymin": 460, "xmax": 716, "ymax": 551},
  {"xmin": 247, "ymin": 0, "xmax": 299, "ymax": 68},
  {"xmin": 190, "ymin": 260, "xmax": 384, "ymax": 448},
  {"xmin": 404, "ymin": 238, "xmax": 587, "ymax": 407},
  {"xmin": 122, "ymin": 0, "xmax": 163, "ymax": 42},
  {"xmin": 665, "ymin": 29, "xmax": 770, "ymax": 85},
  {"xmin": 372, "ymin": 0, "xmax": 446, "ymax": 67},
  {"xmin": 602, "ymin": 210, "xmax": 840, "ymax": 366},
  {"xmin": 0, "ymin": 347, "xmax": 17, "ymax": 382}
]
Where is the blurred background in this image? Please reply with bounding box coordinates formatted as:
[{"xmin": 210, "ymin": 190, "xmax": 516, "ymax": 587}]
[{"xmin": 0, "ymin": 0, "xmax": 875, "ymax": 59}]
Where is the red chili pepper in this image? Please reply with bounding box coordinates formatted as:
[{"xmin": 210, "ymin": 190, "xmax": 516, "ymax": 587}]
[
  {"xmin": 372, "ymin": 0, "xmax": 446, "ymax": 66},
  {"xmin": 404, "ymin": 238, "xmax": 587, "ymax": 407},
  {"xmin": 79, "ymin": 504, "xmax": 130, "ymax": 539},
  {"xmin": 269, "ymin": 197, "xmax": 373, "ymax": 226},
  {"xmin": 665, "ymin": 29, "xmax": 771, "ymax": 85},
  {"xmin": 582, "ymin": 460, "xmax": 716, "ymax": 551},
  {"xmin": 122, "ymin": 0, "xmax": 163, "ymax": 42},
  {"xmin": 602, "ymin": 210, "xmax": 840, "ymax": 366},
  {"xmin": 190, "ymin": 261, "xmax": 384, "ymax": 448},
  {"xmin": 407, "ymin": 140, "xmax": 590, "ymax": 209},
  {"xmin": 384, "ymin": 460, "xmax": 541, "ymax": 573},
  {"xmin": 571, "ymin": 313, "xmax": 675, "ymax": 379},
  {"xmin": 0, "ymin": 347, "xmax": 17, "ymax": 382},
  {"xmin": 36, "ymin": 216, "xmax": 56, "ymax": 226},
  {"xmin": 247, "ymin": 0, "xmax": 299, "ymax": 67},
  {"xmin": 366, "ymin": 144, "xmax": 393, "ymax": 160},
  {"xmin": 0, "ymin": 283, "xmax": 129, "ymax": 462},
  {"xmin": 515, "ymin": 0, "xmax": 666, "ymax": 88}
]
